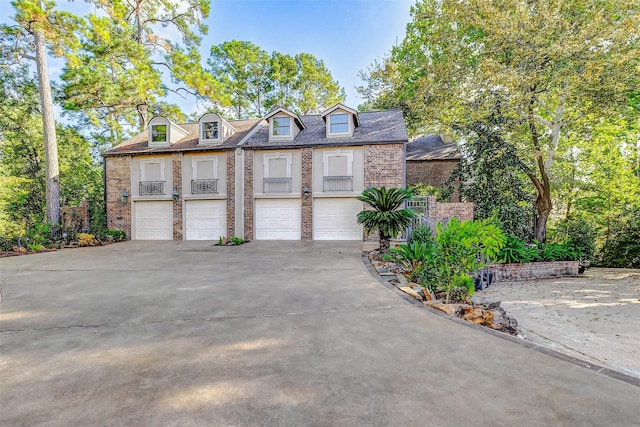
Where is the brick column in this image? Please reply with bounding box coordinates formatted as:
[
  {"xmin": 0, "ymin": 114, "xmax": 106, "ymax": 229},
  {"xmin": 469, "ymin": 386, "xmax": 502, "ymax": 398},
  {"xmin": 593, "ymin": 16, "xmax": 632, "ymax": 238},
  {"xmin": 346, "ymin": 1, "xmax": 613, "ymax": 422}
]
[
  {"xmin": 301, "ymin": 147, "xmax": 313, "ymax": 240},
  {"xmin": 226, "ymin": 150, "xmax": 235, "ymax": 237},
  {"xmin": 172, "ymin": 153, "xmax": 183, "ymax": 240},
  {"xmin": 364, "ymin": 143, "xmax": 405, "ymax": 188},
  {"xmin": 243, "ymin": 149, "xmax": 254, "ymax": 240},
  {"xmin": 105, "ymin": 156, "xmax": 132, "ymax": 239}
]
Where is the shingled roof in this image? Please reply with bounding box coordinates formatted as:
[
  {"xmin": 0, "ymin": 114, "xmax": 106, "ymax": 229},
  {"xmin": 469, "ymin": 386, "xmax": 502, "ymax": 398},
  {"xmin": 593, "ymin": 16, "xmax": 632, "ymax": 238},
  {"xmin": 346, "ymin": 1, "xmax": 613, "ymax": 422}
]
[
  {"xmin": 406, "ymin": 135, "xmax": 461, "ymax": 161},
  {"xmin": 243, "ymin": 109, "xmax": 407, "ymax": 148},
  {"xmin": 102, "ymin": 119, "xmax": 262, "ymax": 157}
]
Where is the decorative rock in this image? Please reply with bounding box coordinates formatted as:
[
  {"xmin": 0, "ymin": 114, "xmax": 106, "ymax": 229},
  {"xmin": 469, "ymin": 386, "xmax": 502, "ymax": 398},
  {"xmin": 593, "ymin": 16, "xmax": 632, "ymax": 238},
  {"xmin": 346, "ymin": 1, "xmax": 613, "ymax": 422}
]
[
  {"xmin": 470, "ymin": 295, "xmax": 502, "ymax": 310},
  {"xmin": 430, "ymin": 303, "xmax": 458, "ymax": 315},
  {"xmin": 400, "ymin": 286, "xmax": 424, "ymax": 301},
  {"xmin": 396, "ymin": 274, "xmax": 409, "ymax": 286},
  {"xmin": 423, "ymin": 300, "xmax": 443, "ymax": 307}
]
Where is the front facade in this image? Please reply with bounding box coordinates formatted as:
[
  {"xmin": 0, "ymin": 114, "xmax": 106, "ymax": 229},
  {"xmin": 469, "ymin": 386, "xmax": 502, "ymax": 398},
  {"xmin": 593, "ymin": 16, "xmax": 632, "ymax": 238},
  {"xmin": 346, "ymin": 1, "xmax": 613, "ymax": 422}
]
[{"xmin": 103, "ymin": 104, "xmax": 407, "ymax": 241}]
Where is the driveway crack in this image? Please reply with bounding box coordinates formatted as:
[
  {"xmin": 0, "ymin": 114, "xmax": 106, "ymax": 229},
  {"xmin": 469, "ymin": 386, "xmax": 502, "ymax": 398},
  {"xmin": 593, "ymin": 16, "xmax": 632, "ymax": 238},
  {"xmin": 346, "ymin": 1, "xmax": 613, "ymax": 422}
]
[{"xmin": 0, "ymin": 304, "xmax": 415, "ymax": 333}]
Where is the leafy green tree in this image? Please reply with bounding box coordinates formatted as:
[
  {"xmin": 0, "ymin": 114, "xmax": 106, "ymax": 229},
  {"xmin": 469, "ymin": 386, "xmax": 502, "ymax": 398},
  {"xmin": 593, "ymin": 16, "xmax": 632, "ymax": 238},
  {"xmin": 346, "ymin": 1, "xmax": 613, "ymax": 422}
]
[
  {"xmin": 359, "ymin": 0, "xmax": 640, "ymax": 242},
  {"xmin": 60, "ymin": 0, "xmax": 212, "ymax": 142},
  {"xmin": 442, "ymin": 118, "xmax": 535, "ymax": 241},
  {"xmin": 357, "ymin": 187, "xmax": 415, "ymax": 254},
  {"xmin": 207, "ymin": 41, "xmax": 346, "ymax": 119}
]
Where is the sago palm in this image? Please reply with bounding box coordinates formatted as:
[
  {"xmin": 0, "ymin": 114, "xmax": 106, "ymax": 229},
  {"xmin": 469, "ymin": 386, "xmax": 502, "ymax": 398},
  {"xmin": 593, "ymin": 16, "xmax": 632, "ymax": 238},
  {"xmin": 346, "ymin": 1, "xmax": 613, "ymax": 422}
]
[{"xmin": 357, "ymin": 186, "xmax": 415, "ymax": 254}]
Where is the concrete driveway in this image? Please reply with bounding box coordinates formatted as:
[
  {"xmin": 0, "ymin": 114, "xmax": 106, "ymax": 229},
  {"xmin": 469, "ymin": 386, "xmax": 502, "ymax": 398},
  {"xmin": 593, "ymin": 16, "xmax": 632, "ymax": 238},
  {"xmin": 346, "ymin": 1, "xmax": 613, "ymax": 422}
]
[{"xmin": 1, "ymin": 241, "xmax": 638, "ymax": 426}]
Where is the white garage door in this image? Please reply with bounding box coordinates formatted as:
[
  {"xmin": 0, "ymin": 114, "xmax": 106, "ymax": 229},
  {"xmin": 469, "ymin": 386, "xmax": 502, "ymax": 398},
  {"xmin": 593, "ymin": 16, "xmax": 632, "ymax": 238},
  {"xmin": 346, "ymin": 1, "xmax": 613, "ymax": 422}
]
[
  {"xmin": 185, "ymin": 200, "xmax": 227, "ymax": 240},
  {"xmin": 314, "ymin": 198, "xmax": 363, "ymax": 240},
  {"xmin": 134, "ymin": 201, "xmax": 173, "ymax": 240},
  {"xmin": 255, "ymin": 199, "xmax": 301, "ymax": 240}
]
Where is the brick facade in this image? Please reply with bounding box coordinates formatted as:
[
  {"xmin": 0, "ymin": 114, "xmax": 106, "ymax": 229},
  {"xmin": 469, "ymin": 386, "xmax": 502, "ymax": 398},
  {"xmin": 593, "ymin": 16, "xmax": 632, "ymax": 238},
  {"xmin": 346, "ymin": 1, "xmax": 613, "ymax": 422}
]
[
  {"xmin": 406, "ymin": 160, "xmax": 458, "ymax": 188},
  {"xmin": 364, "ymin": 143, "xmax": 405, "ymax": 188},
  {"xmin": 226, "ymin": 150, "xmax": 235, "ymax": 237},
  {"xmin": 105, "ymin": 156, "xmax": 132, "ymax": 239},
  {"xmin": 301, "ymin": 148, "xmax": 313, "ymax": 240},
  {"xmin": 243, "ymin": 149, "xmax": 254, "ymax": 240},
  {"xmin": 172, "ymin": 153, "xmax": 183, "ymax": 240},
  {"xmin": 491, "ymin": 261, "xmax": 579, "ymax": 282}
]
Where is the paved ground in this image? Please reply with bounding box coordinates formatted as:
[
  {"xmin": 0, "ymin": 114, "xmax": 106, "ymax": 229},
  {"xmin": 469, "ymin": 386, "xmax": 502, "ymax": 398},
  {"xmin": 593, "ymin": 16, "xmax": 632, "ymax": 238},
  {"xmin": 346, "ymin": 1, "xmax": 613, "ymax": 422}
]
[
  {"xmin": 1, "ymin": 241, "xmax": 639, "ymax": 426},
  {"xmin": 479, "ymin": 268, "xmax": 640, "ymax": 379}
]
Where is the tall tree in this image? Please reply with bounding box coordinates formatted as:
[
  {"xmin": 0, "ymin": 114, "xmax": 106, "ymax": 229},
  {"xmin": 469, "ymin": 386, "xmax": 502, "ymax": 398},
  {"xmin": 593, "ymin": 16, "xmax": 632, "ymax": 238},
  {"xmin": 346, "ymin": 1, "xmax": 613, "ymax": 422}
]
[
  {"xmin": 207, "ymin": 41, "xmax": 346, "ymax": 119},
  {"xmin": 61, "ymin": 0, "xmax": 212, "ymax": 142},
  {"xmin": 2, "ymin": 0, "xmax": 81, "ymax": 224},
  {"xmin": 359, "ymin": 0, "xmax": 640, "ymax": 241}
]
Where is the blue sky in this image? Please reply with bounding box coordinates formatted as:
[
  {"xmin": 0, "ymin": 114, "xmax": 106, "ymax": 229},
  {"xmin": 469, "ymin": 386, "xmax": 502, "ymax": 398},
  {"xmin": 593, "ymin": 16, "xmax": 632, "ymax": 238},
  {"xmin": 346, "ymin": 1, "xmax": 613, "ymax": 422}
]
[{"xmin": 1, "ymin": 0, "xmax": 414, "ymax": 115}]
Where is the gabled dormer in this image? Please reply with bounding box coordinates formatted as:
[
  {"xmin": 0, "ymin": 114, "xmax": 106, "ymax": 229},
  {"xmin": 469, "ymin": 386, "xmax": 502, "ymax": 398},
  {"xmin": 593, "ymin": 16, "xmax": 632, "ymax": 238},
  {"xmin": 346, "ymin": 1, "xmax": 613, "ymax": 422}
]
[
  {"xmin": 198, "ymin": 113, "xmax": 237, "ymax": 145},
  {"xmin": 148, "ymin": 116, "xmax": 189, "ymax": 146},
  {"xmin": 263, "ymin": 106, "xmax": 305, "ymax": 142},
  {"xmin": 320, "ymin": 104, "xmax": 360, "ymax": 138}
]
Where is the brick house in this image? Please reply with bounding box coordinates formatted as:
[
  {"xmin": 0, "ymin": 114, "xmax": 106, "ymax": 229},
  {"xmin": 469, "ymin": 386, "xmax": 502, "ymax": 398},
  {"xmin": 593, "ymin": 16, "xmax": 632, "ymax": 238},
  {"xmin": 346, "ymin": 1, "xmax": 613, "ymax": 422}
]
[
  {"xmin": 405, "ymin": 135, "xmax": 461, "ymax": 192},
  {"xmin": 102, "ymin": 104, "xmax": 407, "ymax": 241}
]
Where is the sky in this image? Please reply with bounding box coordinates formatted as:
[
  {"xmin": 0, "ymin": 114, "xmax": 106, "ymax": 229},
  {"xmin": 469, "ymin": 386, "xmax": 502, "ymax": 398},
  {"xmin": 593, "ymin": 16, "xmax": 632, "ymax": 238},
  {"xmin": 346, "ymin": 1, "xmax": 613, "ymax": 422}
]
[{"xmin": 1, "ymin": 0, "xmax": 415, "ymax": 117}]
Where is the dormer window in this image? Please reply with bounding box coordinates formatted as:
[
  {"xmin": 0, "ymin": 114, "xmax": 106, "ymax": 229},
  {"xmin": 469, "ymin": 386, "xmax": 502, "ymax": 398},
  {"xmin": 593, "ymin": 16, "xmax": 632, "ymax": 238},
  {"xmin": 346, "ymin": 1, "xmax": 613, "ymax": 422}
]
[
  {"xmin": 151, "ymin": 124, "xmax": 168, "ymax": 143},
  {"xmin": 263, "ymin": 106, "xmax": 305, "ymax": 142},
  {"xmin": 273, "ymin": 116, "xmax": 291, "ymax": 136},
  {"xmin": 202, "ymin": 121, "xmax": 219, "ymax": 140},
  {"xmin": 148, "ymin": 116, "xmax": 187, "ymax": 146},
  {"xmin": 198, "ymin": 113, "xmax": 235, "ymax": 144},
  {"xmin": 329, "ymin": 113, "xmax": 349, "ymax": 134},
  {"xmin": 321, "ymin": 103, "xmax": 359, "ymax": 138}
]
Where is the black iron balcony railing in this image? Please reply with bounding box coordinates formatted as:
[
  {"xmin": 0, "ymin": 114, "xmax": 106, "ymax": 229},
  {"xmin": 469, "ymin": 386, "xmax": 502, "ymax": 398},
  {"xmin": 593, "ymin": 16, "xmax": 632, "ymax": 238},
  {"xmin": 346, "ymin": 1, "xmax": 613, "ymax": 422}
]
[
  {"xmin": 323, "ymin": 175, "xmax": 353, "ymax": 191},
  {"xmin": 191, "ymin": 179, "xmax": 218, "ymax": 194},
  {"xmin": 263, "ymin": 177, "xmax": 292, "ymax": 193},
  {"xmin": 139, "ymin": 181, "xmax": 165, "ymax": 195}
]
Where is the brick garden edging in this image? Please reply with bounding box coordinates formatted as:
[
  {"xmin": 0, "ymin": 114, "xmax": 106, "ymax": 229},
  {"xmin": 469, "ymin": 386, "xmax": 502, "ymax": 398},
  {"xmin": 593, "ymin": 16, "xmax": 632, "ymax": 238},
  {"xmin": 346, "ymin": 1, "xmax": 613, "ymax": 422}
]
[{"xmin": 491, "ymin": 261, "xmax": 580, "ymax": 282}]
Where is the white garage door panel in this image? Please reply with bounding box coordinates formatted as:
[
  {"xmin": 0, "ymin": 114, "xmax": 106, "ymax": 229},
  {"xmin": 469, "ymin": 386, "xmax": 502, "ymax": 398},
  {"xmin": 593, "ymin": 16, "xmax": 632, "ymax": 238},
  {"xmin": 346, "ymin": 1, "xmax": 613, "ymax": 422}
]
[
  {"xmin": 255, "ymin": 199, "xmax": 301, "ymax": 240},
  {"xmin": 185, "ymin": 200, "xmax": 227, "ymax": 240},
  {"xmin": 314, "ymin": 198, "xmax": 363, "ymax": 240},
  {"xmin": 134, "ymin": 201, "xmax": 173, "ymax": 240}
]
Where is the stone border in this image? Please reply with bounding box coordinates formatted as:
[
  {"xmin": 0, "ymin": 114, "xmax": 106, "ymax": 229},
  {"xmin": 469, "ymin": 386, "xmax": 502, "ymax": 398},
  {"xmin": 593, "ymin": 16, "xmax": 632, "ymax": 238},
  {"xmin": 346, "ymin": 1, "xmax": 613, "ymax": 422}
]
[
  {"xmin": 491, "ymin": 261, "xmax": 579, "ymax": 282},
  {"xmin": 361, "ymin": 254, "xmax": 640, "ymax": 388}
]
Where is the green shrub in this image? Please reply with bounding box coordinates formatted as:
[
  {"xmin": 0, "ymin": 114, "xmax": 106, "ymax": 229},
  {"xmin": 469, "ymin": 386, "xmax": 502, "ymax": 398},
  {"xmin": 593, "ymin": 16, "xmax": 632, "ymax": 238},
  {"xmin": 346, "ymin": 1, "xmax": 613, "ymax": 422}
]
[
  {"xmin": 553, "ymin": 218, "xmax": 597, "ymax": 264},
  {"xmin": 499, "ymin": 235, "xmax": 534, "ymax": 264},
  {"xmin": 230, "ymin": 236, "xmax": 245, "ymax": 245},
  {"xmin": 597, "ymin": 205, "xmax": 640, "ymax": 268},
  {"xmin": 385, "ymin": 241, "xmax": 436, "ymax": 279},
  {"xmin": 104, "ymin": 230, "xmax": 127, "ymax": 242},
  {"xmin": 409, "ymin": 225, "xmax": 434, "ymax": 246}
]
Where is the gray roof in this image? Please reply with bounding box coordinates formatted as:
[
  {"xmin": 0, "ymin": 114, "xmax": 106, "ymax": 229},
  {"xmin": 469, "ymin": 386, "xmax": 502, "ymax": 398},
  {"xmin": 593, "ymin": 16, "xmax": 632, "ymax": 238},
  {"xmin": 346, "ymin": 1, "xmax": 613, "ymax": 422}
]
[
  {"xmin": 102, "ymin": 109, "xmax": 407, "ymax": 157},
  {"xmin": 242, "ymin": 110, "xmax": 407, "ymax": 148},
  {"xmin": 406, "ymin": 135, "xmax": 461, "ymax": 161},
  {"xmin": 102, "ymin": 119, "xmax": 261, "ymax": 156}
]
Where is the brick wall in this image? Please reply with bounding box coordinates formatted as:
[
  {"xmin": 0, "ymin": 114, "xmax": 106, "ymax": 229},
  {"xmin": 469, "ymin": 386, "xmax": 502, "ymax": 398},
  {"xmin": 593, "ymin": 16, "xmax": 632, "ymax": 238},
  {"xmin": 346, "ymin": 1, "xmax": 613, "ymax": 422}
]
[
  {"xmin": 406, "ymin": 160, "xmax": 459, "ymax": 188},
  {"xmin": 172, "ymin": 153, "xmax": 183, "ymax": 240},
  {"xmin": 364, "ymin": 143, "xmax": 405, "ymax": 188},
  {"xmin": 491, "ymin": 261, "xmax": 579, "ymax": 282},
  {"xmin": 301, "ymin": 148, "xmax": 313, "ymax": 240},
  {"xmin": 243, "ymin": 149, "xmax": 254, "ymax": 240},
  {"xmin": 105, "ymin": 156, "xmax": 132, "ymax": 239},
  {"xmin": 226, "ymin": 150, "xmax": 235, "ymax": 237}
]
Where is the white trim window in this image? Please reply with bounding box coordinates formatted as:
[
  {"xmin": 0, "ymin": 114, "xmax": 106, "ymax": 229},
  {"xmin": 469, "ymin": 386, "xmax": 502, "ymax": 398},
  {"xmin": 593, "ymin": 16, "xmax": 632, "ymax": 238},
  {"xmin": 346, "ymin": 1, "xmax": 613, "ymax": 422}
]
[
  {"xmin": 201, "ymin": 121, "xmax": 219, "ymax": 141},
  {"xmin": 329, "ymin": 113, "xmax": 349, "ymax": 135},
  {"xmin": 272, "ymin": 116, "xmax": 291, "ymax": 137},
  {"xmin": 151, "ymin": 124, "xmax": 168, "ymax": 143},
  {"xmin": 263, "ymin": 152, "xmax": 292, "ymax": 193},
  {"xmin": 322, "ymin": 150, "xmax": 353, "ymax": 192},
  {"xmin": 191, "ymin": 156, "xmax": 219, "ymax": 194},
  {"xmin": 140, "ymin": 159, "xmax": 166, "ymax": 195}
]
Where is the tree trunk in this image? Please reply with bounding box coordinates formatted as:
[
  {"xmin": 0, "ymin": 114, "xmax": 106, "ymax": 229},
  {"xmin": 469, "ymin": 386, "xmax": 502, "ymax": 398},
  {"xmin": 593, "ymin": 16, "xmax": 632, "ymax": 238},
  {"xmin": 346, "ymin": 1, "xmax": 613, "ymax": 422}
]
[
  {"xmin": 379, "ymin": 236, "xmax": 390, "ymax": 254},
  {"xmin": 34, "ymin": 25, "xmax": 60, "ymax": 225},
  {"xmin": 533, "ymin": 190, "xmax": 552, "ymax": 242}
]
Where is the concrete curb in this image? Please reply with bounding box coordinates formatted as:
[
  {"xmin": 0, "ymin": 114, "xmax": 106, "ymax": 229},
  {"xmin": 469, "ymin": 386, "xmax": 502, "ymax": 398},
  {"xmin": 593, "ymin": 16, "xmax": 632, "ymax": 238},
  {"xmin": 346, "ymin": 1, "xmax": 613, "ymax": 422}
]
[{"xmin": 361, "ymin": 253, "xmax": 640, "ymax": 388}]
